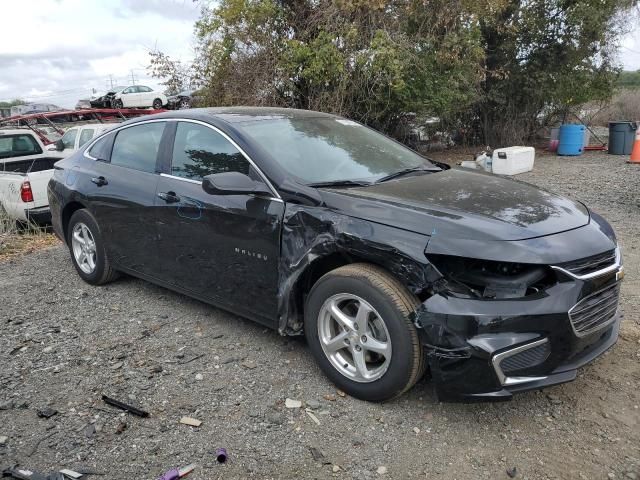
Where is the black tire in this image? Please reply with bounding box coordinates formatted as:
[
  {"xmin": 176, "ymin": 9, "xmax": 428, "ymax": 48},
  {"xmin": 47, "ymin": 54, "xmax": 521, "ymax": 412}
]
[
  {"xmin": 113, "ymin": 99, "xmax": 123, "ymax": 109},
  {"xmin": 305, "ymin": 263, "xmax": 426, "ymax": 402},
  {"xmin": 152, "ymin": 98, "xmax": 163, "ymax": 109},
  {"xmin": 66, "ymin": 209, "xmax": 118, "ymax": 285}
]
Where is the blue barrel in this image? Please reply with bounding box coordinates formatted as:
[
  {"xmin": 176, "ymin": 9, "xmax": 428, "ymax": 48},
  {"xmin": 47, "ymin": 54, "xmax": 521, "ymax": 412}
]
[{"xmin": 558, "ymin": 124, "xmax": 585, "ymax": 156}]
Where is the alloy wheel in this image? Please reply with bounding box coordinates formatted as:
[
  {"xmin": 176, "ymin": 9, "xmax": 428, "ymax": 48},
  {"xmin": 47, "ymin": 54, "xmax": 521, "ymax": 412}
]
[
  {"xmin": 317, "ymin": 293, "xmax": 392, "ymax": 383},
  {"xmin": 71, "ymin": 222, "xmax": 97, "ymax": 274}
]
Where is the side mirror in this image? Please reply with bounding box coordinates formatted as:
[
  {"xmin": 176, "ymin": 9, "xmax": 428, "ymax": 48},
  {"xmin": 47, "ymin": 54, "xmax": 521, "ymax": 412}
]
[
  {"xmin": 54, "ymin": 139, "xmax": 65, "ymax": 151},
  {"xmin": 202, "ymin": 171, "xmax": 272, "ymax": 196}
]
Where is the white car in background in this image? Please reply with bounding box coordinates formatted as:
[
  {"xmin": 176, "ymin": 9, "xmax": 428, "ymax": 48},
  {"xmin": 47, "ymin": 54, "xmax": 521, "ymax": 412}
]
[
  {"xmin": 111, "ymin": 85, "xmax": 167, "ymax": 109},
  {"xmin": 49, "ymin": 124, "xmax": 116, "ymax": 158}
]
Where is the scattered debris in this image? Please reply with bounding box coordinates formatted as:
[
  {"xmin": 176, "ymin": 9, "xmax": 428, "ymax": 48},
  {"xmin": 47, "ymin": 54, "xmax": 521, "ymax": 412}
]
[
  {"xmin": 241, "ymin": 359, "xmax": 257, "ymax": 369},
  {"xmin": 83, "ymin": 423, "xmax": 96, "ymax": 438},
  {"xmin": 306, "ymin": 399, "xmax": 320, "ymax": 409},
  {"xmin": 215, "ymin": 447, "xmax": 228, "ymax": 464},
  {"xmin": 285, "ymin": 398, "xmax": 302, "ymax": 408},
  {"xmin": 180, "ymin": 416, "xmax": 202, "ymax": 427},
  {"xmin": 413, "ymin": 427, "xmax": 420, "ymax": 434},
  {"xmin": 115, "ymin": 421, "xmax": 127, "ymax": 434},
  {"xmin": 59, "ymin": 469, "xmax": 82, "ymax": 479},
  {"xmin": 305, "ymin": 409, "xmax": 321, "ymax": 425},
  {"xmin": 102, "ymin": 395, "xmax": 149, "ymax": 418},
  {"xmin": 336, "ymin": 390, "xmax": 346, "ymax": 397},
  {"xmin": 506, "ymin": 466, "xmax": 518, "ymax": 478},
  {"xmin": 309, "ymin": 446, "xmax": 330, "ymax": 464},
  {"xmin": 36, "ymin": 407, "xmax": 58, "ymax": 419},
  {"xmin": 156, "ymin": 464, "xmax": 196, "ymax": 480},
  {"xmin": 0, "ymin": 435, "xmax": 7, "ymax": 445},
  {"xmin": 109, "ymin": 362, "xmax": 123, "ymax": 370},
  {"xmin": 323, "ymin": 394, "xmax": 336, "ymax": 402},
  {"xmin": 195, "ymin": 373, "xmax": 203, "ymax": 381},
  {"xmin": 377, "ymin": 466, "xmax": 388, "ymax": 475},
  {"xmin": 332, "ymin": 465, "xmax": 341, "ymax": 473}
]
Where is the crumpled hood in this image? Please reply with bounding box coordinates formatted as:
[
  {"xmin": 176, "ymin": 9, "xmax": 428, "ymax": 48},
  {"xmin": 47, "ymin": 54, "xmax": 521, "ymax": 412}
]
[{"xmin": 319, "ymin": 168, "xmax": 590, "ymax": 241}]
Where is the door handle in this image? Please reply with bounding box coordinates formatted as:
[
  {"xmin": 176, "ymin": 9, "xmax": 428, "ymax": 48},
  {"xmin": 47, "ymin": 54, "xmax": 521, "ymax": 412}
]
[
  {"xmin": 91, "ymin": 176, "xmax": 108, "ymax": 186},
  {"xmin": 157, "ymin": 191, "xmax": 180, "ymax": 203}
]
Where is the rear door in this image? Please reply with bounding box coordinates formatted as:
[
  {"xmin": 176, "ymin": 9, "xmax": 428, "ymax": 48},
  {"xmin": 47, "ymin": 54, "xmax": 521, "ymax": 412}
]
[
  {"xmin": 83, "ymin": 121, "xmax": 167, "ymax": 274},
  {"xmin": 153, "ymin": 120, "xmax": 284, "ymax": 322}
]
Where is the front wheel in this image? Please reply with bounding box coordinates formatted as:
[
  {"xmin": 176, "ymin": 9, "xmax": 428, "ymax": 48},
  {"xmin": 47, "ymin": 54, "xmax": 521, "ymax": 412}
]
[
  {"xmin": 67, "ymin": 209, "xmax": 118, "ymax": 285},
  {"xmin": 305, "ymin": 264, "xmax": 425, "ymax": 402},
  {"xmin": 112, "ymin": 99, "xmax": 123, "ymax": 109}
]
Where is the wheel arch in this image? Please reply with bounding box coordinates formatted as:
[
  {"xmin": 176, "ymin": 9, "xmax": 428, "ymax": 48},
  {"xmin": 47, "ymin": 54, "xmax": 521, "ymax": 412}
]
[{"xmin": 61, "ymin": 200, "xmax": 88, "ymax": 244}]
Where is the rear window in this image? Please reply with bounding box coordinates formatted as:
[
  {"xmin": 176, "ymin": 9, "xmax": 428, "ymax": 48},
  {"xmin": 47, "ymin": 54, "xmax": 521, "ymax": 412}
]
[{"xmin": 0, "ymin": 134, "xmax": 43, "ymax": 159}]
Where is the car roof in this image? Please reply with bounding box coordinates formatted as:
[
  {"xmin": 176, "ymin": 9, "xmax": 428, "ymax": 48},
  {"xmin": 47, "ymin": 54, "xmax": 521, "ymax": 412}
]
[{"xmin": 138, "ymin": 107, "xmax": 339, "ymax": 124}]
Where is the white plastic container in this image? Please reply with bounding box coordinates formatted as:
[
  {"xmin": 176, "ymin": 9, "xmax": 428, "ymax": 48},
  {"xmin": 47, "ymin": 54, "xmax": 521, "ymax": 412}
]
[{"xmin": 491, "ymin": 146, "xmax": 535, "ymax": 175}]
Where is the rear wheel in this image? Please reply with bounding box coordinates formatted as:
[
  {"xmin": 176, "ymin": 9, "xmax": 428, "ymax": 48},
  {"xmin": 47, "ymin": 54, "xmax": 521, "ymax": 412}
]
[
  {"xmin": 305, "ymin": 264, "xmax": 425, "ymax": 402},
  {"xmin": 152, "ymin": 98, "xmax": 163, "ymax": 109},
  {"xmin": 67, "ymin": 209, "xmax": 118, "ymax": 285}
]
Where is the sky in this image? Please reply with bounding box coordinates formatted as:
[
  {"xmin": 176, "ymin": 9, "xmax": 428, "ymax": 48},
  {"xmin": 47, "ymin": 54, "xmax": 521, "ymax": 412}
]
[{"xmin": 0, "ymin": 0, "xmax": 639, "ymax": 109}]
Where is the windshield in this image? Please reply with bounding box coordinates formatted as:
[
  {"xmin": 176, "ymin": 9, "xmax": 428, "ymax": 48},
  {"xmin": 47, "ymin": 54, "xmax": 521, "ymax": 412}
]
[{"xmin": 238, "ymin": 117, "xmax": 432, "ymax": 184}]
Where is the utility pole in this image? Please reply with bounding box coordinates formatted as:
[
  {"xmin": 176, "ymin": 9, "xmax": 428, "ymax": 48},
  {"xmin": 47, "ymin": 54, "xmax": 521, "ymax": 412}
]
[
  {"xmin": 129, "ymin": 70, "xmax": 137, "ymax": 86},
  {"xmin": 109, "ymin": 74, "xmax": 114, "ymax": 89}
]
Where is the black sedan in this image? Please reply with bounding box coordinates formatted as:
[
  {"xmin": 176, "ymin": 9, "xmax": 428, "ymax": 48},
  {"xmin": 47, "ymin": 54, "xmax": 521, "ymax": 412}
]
[{"xmin": 47, "ymin": 108, "xmax": 624, "ymax": 402}]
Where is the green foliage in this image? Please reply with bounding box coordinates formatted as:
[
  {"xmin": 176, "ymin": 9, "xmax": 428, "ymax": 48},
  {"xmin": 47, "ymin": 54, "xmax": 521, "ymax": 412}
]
[
  {"xmin": 618, "ymin": 70, "xmax": 640, "ymax": 88},
  {"xmin": 152, "ymin": 0, "xmax": 637, "ymax": 144},
  {"xmin": 0, "ymin": 99, "xmax": 25, "ymax": 108}
]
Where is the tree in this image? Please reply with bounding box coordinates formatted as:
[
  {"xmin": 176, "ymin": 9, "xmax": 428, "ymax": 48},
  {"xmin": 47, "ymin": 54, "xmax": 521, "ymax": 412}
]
[
  {"xmin": 151, "ymin": 0, "xmax": 637, "ymax": 144},
  {"xmin": 190, "ymin": 0, "xmax": 483, "ymax": 137},
  {"xmin": 473, "ymin": 0, "xmax": 637, "ymax": 145}
]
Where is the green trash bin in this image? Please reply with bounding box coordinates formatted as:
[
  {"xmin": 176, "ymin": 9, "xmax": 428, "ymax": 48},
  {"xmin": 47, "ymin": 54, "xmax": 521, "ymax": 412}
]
[{"xmin": 608, "ymin": 121, "xmax": 637, "ymax": 155}]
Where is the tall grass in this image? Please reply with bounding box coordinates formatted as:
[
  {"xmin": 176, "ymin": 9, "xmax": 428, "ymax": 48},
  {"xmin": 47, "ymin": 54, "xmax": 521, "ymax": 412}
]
[{"xmin": 0, "ymin": 207, "xmax": 59, "ymax": 260}]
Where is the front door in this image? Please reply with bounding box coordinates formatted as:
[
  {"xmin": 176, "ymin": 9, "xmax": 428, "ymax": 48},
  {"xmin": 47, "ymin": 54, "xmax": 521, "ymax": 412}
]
[
  {"xmin": 83, "ymin": 121, "xmax": 166, "ymax": 275},
  {"xmin": 153, "ymin": 121, "xmax": 284, "ymax": 322}
]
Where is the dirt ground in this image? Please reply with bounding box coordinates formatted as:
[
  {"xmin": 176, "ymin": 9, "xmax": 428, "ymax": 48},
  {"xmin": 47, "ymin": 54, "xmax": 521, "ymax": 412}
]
[{"xmin": 0, "ymin": 150, "xmax": 639, "ymax": 480}]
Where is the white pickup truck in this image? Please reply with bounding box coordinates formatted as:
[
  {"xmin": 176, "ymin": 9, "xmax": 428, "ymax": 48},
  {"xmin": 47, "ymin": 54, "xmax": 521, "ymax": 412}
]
[
  {"xmin": 49, "ymin": 123, "xmax": 115, "ymax": 158},
  {"xmin": 0, "ymin": 129, "xmax": 62, "ymax": 224}
]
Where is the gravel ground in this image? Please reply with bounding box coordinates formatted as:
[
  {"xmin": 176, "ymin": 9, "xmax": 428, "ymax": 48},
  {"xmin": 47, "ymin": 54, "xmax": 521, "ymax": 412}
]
[{"xmin": 1, "ymin": 151, "xmax": 639, "ymax": 480}]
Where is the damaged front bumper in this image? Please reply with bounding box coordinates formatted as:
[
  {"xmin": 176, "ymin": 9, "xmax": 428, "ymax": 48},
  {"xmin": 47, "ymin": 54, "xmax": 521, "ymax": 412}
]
[{"xmin": 414, "ymin": 269, "xmax": 623, "ymax": 402}]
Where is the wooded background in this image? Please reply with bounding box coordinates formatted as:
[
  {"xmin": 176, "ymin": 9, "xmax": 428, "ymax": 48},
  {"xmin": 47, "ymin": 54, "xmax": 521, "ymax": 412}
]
[{"xmin": 154, "ymin": 0, "xmax": 637, "ymax": 145}]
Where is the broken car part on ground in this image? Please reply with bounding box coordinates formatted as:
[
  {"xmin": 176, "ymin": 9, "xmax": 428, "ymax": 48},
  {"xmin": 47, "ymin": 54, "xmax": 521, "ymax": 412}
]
[{"xmin": 47, "ymin": 107, "xmax": 624, "ymax": 402}]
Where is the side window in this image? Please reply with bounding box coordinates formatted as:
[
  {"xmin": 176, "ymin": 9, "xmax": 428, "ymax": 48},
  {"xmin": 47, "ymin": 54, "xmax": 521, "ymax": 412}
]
[
  {"xmin": 111, "ymin": 122, "xmax": 165, "ymax": 173},
  {"xmin": 87, "ymin": 134, "xmax": 112, "ymax": 159},
  {"xmin": 61, "ymin": 129, "xmax": 78, "ymax": 149},
  {"xmin": 78, "ymin": 129, "xmax": 95, "ymax": 148},
  {"xmin": 123, "ymin": 87, "xmax": 134, "ymax": 94},
  {"xmin": 139, "ymin": 86, "xmax": 152, "ymax": 93},
  {"xmin": 171, "ymin": 122, "xmax": 250, "ymax": 181}
]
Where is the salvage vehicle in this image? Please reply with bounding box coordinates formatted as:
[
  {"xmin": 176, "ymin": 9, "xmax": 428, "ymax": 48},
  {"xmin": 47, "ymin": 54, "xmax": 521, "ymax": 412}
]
[
  {"xmin": 47, "ymin": 108, "xmax": 624, "ymax": 402},
  {"xmin": 111, "ymin": 86, "xmax": 167, "ymax": 110},
  {"xmin": 0, "ymin": 129, "xmax": 61, "ymax": 223},
  {"xmin": 167, "ymin": 90, "xmax": 195, "ymax": 110},
  {"xmin": 90, "ymin": 87, "xmax": 128, "ymax": 109}
]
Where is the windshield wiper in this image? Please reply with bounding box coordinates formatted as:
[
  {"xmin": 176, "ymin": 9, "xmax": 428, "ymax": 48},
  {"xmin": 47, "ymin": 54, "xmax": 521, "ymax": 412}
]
[
  {"xmin": 308, "ymin": 180, "xmax": 372, "ymax": 188},
  {"xmin": 375, "ymin": 166, "xmax": 441, "ymax": 183}
]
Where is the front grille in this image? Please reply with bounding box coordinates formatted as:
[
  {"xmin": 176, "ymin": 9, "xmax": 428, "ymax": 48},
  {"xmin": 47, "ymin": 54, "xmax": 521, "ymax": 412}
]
[
  {"xmin": 500, "ymin": 342, "xmax": 550, "ymax": 373},
  {"xmin": 557, "ymin": 250, "xmax": 616, "ymax": 277},
  {"xmin": 569, "ymin": 283, "xmax": 620, "ymax": 336}
]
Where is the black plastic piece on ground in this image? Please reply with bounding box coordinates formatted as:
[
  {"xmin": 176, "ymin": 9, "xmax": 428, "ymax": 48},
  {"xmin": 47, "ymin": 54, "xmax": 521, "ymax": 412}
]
[{"xmin": 102, "ymin": 395, "xmax": 149, "ymax": 417}]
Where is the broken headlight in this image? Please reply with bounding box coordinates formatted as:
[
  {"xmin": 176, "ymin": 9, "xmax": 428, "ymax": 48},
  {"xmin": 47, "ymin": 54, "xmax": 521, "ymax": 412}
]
[{"xmin": 426, "ymin": 254, "xmax": 554, "ymax": 299}]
